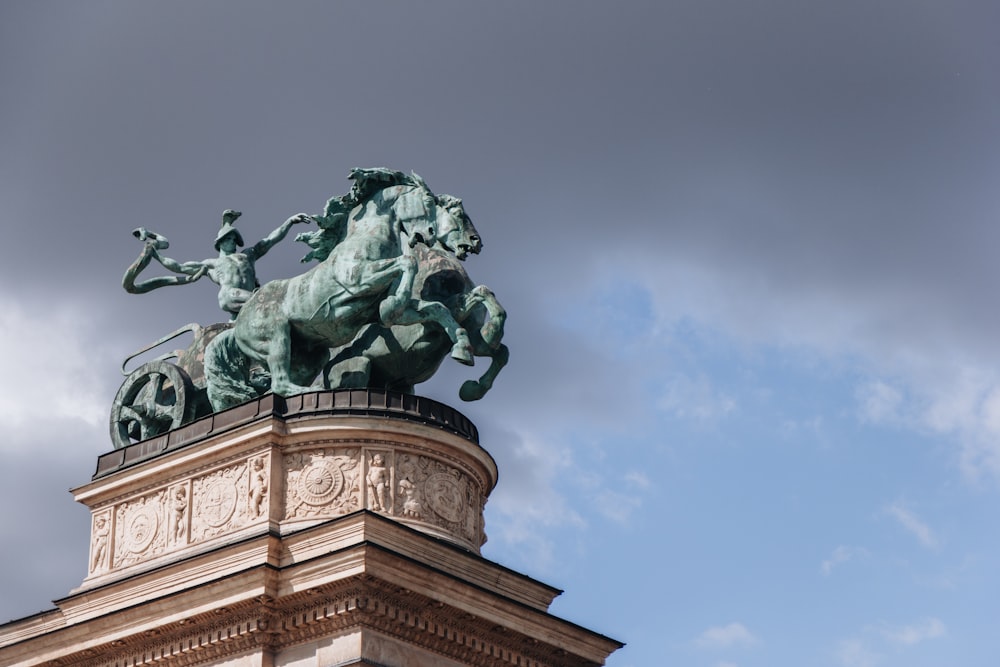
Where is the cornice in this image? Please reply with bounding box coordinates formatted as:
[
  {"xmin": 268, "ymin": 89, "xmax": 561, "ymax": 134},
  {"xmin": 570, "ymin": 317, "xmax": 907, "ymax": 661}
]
[{"xmin": 41, "ymin": 577, "xmax": 615, "ymax": 667}]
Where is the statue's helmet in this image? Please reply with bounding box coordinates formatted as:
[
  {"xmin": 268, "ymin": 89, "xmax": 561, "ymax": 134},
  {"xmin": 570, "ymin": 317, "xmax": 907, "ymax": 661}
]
[{"xmin": 215, "ymin": 210, "xmax": 244, "ymax": 250}]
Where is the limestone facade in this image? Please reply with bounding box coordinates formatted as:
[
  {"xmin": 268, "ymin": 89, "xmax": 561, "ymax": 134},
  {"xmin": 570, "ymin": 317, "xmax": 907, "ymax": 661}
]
[{"xmin": 0, "ymin": 391, "xmax": 622, "ymax": 667}]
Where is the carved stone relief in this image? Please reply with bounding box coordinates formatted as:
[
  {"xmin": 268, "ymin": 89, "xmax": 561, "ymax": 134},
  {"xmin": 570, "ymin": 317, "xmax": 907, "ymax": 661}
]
[
  {"xmin": 168, "ymin": 483, "xmax": 189, "ymax": 546},
  {"xmin": 365, "ymin": 450, "xmax": 392, "ymax": 513},
  {"xmin": 285, "ymin": 448, "xmax": 361, "ymax": 519},
  {"xmin": 397, "ymin": 478, "xmax": 422, "ymax": 519},
  {"xmin": 395, "ymin": 454, "xmax": 479, "ymax": 544},
  {"xmin": 113, "ymin": 490, "xmax": 168, "ymax": 569},
  {"xmin": 89, "ymin": 510, "xmax": 112, "ymax": 574},
  {"xmin": 247, "ymin": 455, "xmax": 269, "ymax": 519},
  {"xmin": 191, "ymin": 462, "xmax": 246, "ymax": 542},
  {"xmin": 87, "ymin": 438, "xmax": 488, "ymax": 578}
]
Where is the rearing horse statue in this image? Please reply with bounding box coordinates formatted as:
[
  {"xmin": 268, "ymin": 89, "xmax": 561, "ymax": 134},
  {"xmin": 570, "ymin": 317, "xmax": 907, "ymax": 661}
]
[{"xmin": 204, "ymin": 169, "xmax": 482, "ymax": 411}]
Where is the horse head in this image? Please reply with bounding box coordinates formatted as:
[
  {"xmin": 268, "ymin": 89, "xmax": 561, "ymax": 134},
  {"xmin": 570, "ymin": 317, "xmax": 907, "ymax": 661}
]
[
  {"xmin": 432, "ymin": 194, "xmax": 481, "ymax": 261},
  {"xmin": 379, "ymin": 177, "xmax": 481, "ymax": 261}
]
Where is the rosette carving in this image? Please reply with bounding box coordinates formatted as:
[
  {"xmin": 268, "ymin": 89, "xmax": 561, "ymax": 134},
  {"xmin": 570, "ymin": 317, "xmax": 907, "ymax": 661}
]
[
  {"xmin": 191, "ymin": 463, "xmax": 246, "ymax": 541},
  {"xmin": 285, "ymin": 449, "xmax": 361, "ymax": 519}
]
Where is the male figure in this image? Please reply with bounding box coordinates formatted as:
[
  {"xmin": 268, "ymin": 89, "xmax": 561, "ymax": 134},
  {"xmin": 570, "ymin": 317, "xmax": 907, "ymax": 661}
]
[
  {"xmin": 169, "ymin": 487, "xmax": 188, "ymax": 544},
  {"xmin": 248, "ymin": 457, "xmax": 268, "ymax": 518},
  {"xmin": 124, "ymin": 209, "xmax": 311, "ymax": 318},
  {"xmin": 367, "ymin": 453, "xmax": 389, "ymax": 512},
  {"xmin": 90, "ymin": 515, "xmax": 110, "ymax": 573}
]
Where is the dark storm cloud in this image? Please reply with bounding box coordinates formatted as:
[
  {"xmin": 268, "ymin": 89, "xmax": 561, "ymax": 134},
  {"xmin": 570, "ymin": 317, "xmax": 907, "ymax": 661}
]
[
  {"xmin": 0, "ymin": 425, "xmax": 95, "ymax": 622},
  {"xmin": 2, "ymin": 0, "xmax": 1000, "ymax": 637}
]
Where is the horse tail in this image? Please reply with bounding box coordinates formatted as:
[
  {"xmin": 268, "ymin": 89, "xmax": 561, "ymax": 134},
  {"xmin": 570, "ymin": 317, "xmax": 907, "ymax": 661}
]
[{"xmin": 204, "ymin": 329, "xmax": 257, "ymax": 411}]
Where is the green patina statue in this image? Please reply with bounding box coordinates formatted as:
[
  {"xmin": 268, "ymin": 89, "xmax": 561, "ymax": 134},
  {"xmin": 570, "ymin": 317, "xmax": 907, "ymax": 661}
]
[
  {"xmin": 123, "ymin": 209, "xmax": 310, "ymax": 317},
  {"xmin": 112, "ymin": 169, "xmax": 507, "ymax": 449}
]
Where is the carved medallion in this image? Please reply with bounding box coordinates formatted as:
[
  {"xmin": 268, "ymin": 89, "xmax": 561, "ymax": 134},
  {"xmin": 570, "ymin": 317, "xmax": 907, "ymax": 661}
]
[
  {"xmin": 200, "ymin": 478, "xmax": 238, "ymax": 527},
  {"xmin": 113, "ymin": 491, "xmax": 169, "ymax": 568},
  {"xmin": 424, "ymin": 473, "xmax": 465, "ymax": 523},
  {"xmin": 125, "ymin": 506, "xmax": 159, "ymax": 554},
  {"xmin": 296, "ymin": 459, "xmax": 345, "ymax": 506}
]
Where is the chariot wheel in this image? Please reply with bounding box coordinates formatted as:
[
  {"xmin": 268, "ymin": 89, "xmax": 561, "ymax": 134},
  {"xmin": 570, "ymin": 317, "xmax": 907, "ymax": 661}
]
[{"xmin": 110, "ymin": 361, "xmax": 194, "ymax": 449}]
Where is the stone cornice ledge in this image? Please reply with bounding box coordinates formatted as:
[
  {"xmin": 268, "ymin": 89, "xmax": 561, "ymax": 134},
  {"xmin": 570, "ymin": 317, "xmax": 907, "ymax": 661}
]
[{"xmin": 0, "ymin": 513, "xmax": 621, "ymax": 667}]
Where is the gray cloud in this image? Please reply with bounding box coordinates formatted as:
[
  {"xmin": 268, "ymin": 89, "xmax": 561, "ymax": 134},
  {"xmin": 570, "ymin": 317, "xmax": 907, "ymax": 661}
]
[{"xmin": 1, "ymin": 3, "xmax": 999, "ymax": 651}]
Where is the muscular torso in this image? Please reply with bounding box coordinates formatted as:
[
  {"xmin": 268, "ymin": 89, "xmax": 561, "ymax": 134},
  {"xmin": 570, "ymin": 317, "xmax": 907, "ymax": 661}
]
[{"xmin": 209, "ymin": 253, "xmax": 257, "ymax": 291}]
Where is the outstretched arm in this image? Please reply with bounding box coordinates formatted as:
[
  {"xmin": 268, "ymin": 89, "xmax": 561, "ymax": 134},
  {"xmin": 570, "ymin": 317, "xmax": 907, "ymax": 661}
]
[
  {"xmin": 123, "ymin": 247, "xmax": 207, "ymax": 294},
  {"xmin": 154, "ymin": 252, "xmax": 211, "ymax": 276},
  {"xmin": 249, "ymin": 213, "xmax": 312, "ymax": 259}
]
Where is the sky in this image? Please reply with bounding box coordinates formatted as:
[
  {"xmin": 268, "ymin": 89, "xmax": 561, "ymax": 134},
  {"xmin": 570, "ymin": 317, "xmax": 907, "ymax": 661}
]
[{"xmin": 1, "ymin": 2, "xmax": 999, "ymax": 665}]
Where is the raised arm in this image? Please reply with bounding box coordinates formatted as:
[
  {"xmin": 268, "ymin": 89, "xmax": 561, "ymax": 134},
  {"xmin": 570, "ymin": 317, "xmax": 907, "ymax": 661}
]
[
  {"xmin": 249, "ymin": 214, "xmax": 312, "ymax": 259},
  {"xmin": 154, "ymin": 251, "xmax": 211, "ymax": 276}
]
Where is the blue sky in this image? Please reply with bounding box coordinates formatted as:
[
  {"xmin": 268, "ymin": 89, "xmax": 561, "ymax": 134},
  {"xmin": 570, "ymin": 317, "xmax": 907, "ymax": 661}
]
[{"xmin": 2, "ymin": 2, "xmax": 1000, "ymax": 665}]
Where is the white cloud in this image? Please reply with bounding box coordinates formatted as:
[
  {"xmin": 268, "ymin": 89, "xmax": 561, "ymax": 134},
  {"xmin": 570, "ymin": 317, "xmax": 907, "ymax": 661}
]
[
  {"xmin": 0, "ymin": 299, "xmax": 113, "ymax": 442},
  {"xmin": 600, "ymin": 252, "xmax": 1000, "ymax": 485},
  {"xmin": 695, "ymin": 622, "xmax": 759, "ymax": 649},
  {"xmin": 659, "ymin": 373, "xmax": 736, "ymax": 421},
  {"xmin": 837, "ymin": 639, "xmax": 879, "ymax": 667},
  {"xmin": 857, "ymin": 380, "xmax": 903, "ymax": 424},
  {"xmin": 821, "ymin": 545, "xmax": 869, "ymax": 576},
  {"xmin": 837, "ymin": 618, "xmax": 945, "ymax": 667},
  {"xmin": 884, "ymin": 501, "xmax": 938, "ymax": 549},
  {"xmin": 485, "ymin": 428, "xmax": 585, "ymax": 570},
  {"xmin": 593, "ymin": 489, "xmax": 642, "ymax": 523},
  {"xmin": 878, "ymin": 617, "xmax": 946, "ymax": 645},
  {"xmin": 624, "ymin": 470, "xmax": 651, "ymax": 489}
]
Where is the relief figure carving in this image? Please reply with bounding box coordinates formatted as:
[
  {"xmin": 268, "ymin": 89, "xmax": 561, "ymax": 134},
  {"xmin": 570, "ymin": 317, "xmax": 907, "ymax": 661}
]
[
  {"xmin": 367, "ymin": 453, "xmax": 390, "ymax": 512},
  {"xmin": 169, "ymin": 485, "xmax": 188, "ymax": 545},
  {"xmin": 90, "ymin": 513, "xmax": 111, "ymax": 573},
  {"xmin": 398, "ymin": 478, "xmax": 423, "ymax": 519},
  {"xmin": 248, "ymin": 457, "xmax": 268, "ymax": 518}
]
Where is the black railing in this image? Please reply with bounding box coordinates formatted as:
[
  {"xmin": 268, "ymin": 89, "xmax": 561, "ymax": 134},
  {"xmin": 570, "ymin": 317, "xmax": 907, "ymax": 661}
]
[{"xmin": 94, "ymin": 389, "xmax": 479, "ymax": 479}]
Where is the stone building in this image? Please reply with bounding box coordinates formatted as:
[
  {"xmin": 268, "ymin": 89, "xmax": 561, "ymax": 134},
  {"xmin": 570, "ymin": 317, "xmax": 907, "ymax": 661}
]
[{"xmin": 0, "ymin": 390, "xmax": 621, "ymax": 666}]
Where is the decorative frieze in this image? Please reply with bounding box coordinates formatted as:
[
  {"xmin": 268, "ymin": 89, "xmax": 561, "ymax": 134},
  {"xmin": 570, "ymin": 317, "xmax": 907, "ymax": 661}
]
[
  {"xmin": 395, "ymin": 453, "xmax": 480, "ymax": 546},
  {"xmin": 88, "ymin": 510, "xmax": 113, "ymax": 574},
  {"xmin": 284, "ymin": 448, "xmax": 361, "ymax": 519},
  {"xmin": 81, "ymin": 406, "xmax": 496, "ymax": 580},
  {"xmin": 7, "ymin": 398, "xmax": 625, "ymax": 667},
  {"xmin": 54, "ymin": 581, "xmax": 598, "ymax": 667},
  {"xmin": 86, "ymin": 452, "xmax": 271, "ymax": 580},
  {"xmin": 113, "ymin": 489, "xmax": 167, "ymax": 569}
]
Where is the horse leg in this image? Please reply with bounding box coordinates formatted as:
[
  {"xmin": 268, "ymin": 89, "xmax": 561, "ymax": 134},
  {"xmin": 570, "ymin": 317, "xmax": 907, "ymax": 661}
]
[
  {"xmin": 471, "ymin": 285, "xmax": 506, "ymax": 349},
  {"xmin": 265, "ymin": 322, "xmax": 310, "ymax": 397},
  {"xmin": 204, "ymin": 330, "xmax": 256, "ymax": 411},
  {"xmin": 392, "ymin": 298, "xmax": 474, "ymax": 366},
  {"xmin": 364, "ymin": 255, "xmax": 474, "ymax": 366},
  {"xmin": 459, "ymin": 343, "xmax": 509, "ymax": 401},
  {"xmin": 449, "ymin": 285, "xmax": 506, "ymax": 350},
  {"xmin": 289, "ymin": 342, "xmax": 330, "ymax": 388},
  {"xmin": 323, "ymin": 324, "xmax": 383, "ymax": 389},
  {"xmin": 377, "ymin": 254, "xmax": 417, "ymax": 324}
]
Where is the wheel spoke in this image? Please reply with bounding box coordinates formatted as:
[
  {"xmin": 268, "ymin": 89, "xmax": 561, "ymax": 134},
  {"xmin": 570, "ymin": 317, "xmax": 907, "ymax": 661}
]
[{"xmin": 110, "ymin": 361, "xmax": 193, "ymax": 449}]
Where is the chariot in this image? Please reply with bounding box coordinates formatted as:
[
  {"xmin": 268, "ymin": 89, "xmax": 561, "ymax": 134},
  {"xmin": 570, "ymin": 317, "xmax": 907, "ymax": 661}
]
[{"xmin": 109, "ymin": 322, "xmax": 237, "ymax": 450}]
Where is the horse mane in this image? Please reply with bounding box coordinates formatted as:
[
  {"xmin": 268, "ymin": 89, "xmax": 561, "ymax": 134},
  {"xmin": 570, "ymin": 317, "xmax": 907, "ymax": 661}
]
[
  {"xmin": 435, "ymin": 194, "xmax": 464, "ymax": 217},
  {"xmin": 298, "ymin": 168, "xmax": 426, "ymax": 263},
  {"xmin": 347, "ymin": 167, "xmax": 415, "ymax": 205}
]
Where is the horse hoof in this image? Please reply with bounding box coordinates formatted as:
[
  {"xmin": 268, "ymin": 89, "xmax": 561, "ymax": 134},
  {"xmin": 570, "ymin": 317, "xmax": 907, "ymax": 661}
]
[
  {"xmin": 460, "ymin": 380, "xmax": 486, "ymax": 401},
  {"xmin": 451, "ymin": 344, "xmax": 474, "ymax": 366}
]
